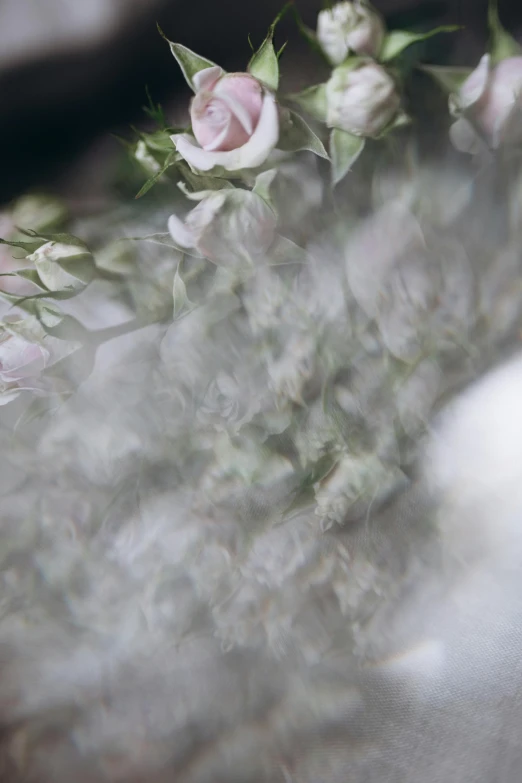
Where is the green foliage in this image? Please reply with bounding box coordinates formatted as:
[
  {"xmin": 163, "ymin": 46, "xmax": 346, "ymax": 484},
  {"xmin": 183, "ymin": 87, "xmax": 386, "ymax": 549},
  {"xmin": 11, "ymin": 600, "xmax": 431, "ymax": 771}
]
[
  {"xmin": 380, "ymin": 25, "xmax": 460, "ymax": 63},
  {"xmin": 157, "ymin": 27, "xmax": 218, "ymax": 91},
  {"xmin": 330, "ymin": 128, "xmax": 365, "ymax": 185}
]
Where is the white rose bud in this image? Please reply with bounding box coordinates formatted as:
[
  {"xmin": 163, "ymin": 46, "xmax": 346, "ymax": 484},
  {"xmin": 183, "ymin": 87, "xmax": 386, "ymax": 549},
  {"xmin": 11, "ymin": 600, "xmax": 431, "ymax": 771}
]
[
  {"xmin": 26, "ymin": 240, "xmax": 94, "ymax": 293},
  {"xmin": 317, "ymin": 1, "xmax": 385, "ymax": 65},
  {"xmin": 326, "ymin": 60, "xmax": 400, "ymax": 137},
  {"xmin": 168, "ymin": 189, "xmax": 277, "ymax": 266}
]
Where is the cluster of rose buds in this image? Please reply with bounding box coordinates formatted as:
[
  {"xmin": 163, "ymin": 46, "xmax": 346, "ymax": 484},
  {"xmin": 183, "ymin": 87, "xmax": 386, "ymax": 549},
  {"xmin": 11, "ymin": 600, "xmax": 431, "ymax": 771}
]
[
  {"xmin": 317, "ymin": 1, "xmax": 402, "ymax": 141},
  {"xmin": 164, "ymin": 1, "xmax": 418, "ymax": 256},
  {"xmin": 162, "ymin": 0, "xmax": 522, "ymax": 267},
  {"xmin": 0, "ymin": 0, "xmax": 521, "ymax": 415},
  {"xmin": 324, "ymin": 58, "xmax": 400, "ymax": 137}
]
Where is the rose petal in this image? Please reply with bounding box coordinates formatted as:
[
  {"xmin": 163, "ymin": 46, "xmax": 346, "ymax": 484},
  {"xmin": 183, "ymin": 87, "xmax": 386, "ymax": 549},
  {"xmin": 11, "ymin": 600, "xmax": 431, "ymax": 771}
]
[
  {"xmin": 168, "ymin": 215, "xmax": 197, "ymax": 249},
  {"xmin": 459, "ymin": 54, "xmax": 491, "ymax": 111},
  {"xmin": 202, "ymin": 111, "xmax": 250, "ymax": 152},
  {"xmin": 218, "ymin": 92, "xmax": 254, "ymax": 136},
  {"xmin": 213, "ymin": 75, "xmax": 263, "ymax": 134},
  {"xmin": 201, "ymin": 114, "xmax": 233, "ymax": 151},
  {"xmin": 172, "ymin": 91, "xmax": 279, "ymax": 172},
  {"xmin": 192, "ymin": 66, "xmax": 225, "ymax": 92},
  {"xmin": 0, "ymin": 336, "xmax": 49, "ymax": 383},
  {"xmin": 191, "ymin": 94, "xmax": 232, "ymax": 151},
  {"xmin": 449, "ymin": 118, "xmax": 483, "ymax": 154}
]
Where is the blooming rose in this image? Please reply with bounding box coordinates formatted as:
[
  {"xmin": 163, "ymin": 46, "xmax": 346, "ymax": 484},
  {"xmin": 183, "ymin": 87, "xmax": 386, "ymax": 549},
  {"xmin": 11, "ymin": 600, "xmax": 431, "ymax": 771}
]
[
  {"xmin": 450, "ymin": 55, "xmax": 522, "ymax": 152},
  {"xmin": 168, "ymin": 188, "xmax": 277, "ymax": 265},
  {"xmin": 0, "ymin": 323, "xmax": 50, "ymax": 405},
  {"xmin": 317, "ymin": 1, "xmax": 385, "ymax": 65},
  {"xmin": 325, "ymin": 60, "xmax": 400, "ymax": 137},
  {"xmin": 171, "ymin": 67, "xmax": 279, "ymax": 172}
]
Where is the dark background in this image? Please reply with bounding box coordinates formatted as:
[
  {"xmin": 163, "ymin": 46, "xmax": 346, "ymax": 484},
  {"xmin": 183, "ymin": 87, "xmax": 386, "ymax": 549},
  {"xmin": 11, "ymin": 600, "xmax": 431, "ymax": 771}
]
[{"xmin": 1, "ymin": 0, "xmax": 521, "ymax": 206}]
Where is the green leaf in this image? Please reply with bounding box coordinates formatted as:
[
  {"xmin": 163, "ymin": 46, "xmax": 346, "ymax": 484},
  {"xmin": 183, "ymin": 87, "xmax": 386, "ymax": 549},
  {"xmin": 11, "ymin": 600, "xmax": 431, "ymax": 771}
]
[
  {"xmin": 376, "ymin": 110, "xmax": 411, "ymax": 139},
  {"xmin": 330, "ymin": 128, "xmax": 365, "ymax": 186},
  {"xmin": 288, "ymin": 83, "xmax": 328, "ymax": 123},
  {"xmin": 19, "ymin": 229, "xmax": 89, "ymax": 250},
  {"xmin": 248, "ymin": 34, "xmax": 279, "ymax": 91},
  {"xmin": 247, "ymin": 2, "xmax": 292, "ymax": 90},
  {"xmin": 488, "ymin": 0, "xmax": 522, "ymax": 65},
  {"xmin": 380, "ymin": 25, "xmax": 460, "ymax": 62},
  {"xmin": 157, "ymin": 27, "xmax": 218, "ymax": 91},
  {"xmin": 0, "ymin": 237, "xmax": 43, "ymax": 253},
  {"xmin": 172, "ymin": 262, "xmax": 196, "ymax": 320},
  {"xmin": 123, "ymin": 232, "xmax": 178, "ymax": 248},
  {"xmin": 278, "ymin": 110, "xmax": 329, "ymax": 159},
  {"xmin": 135, "ymin": 151, "xmax": 177, "ymax": 199},
  {"xmin": 143, "ymin": 85, "xmax": 166, "ymax": 128},
  {"xmin": 252, "ymin": 169, "xmax": 277, "ymax": 208},
  {"xmin": 302, "ymin": 453, "xmax": 339, "ymax": 488},
  {"xmin": 177, "ymin": 161, "xmax": 233, "ymax": 194},
  {"xmin": 34, "ymin": 301, "xmax": 69, "ymax": 330},
  {"xmin": 277, "ymin": 41, "xmax": 288, "ymax": 60},
  {"xmin": 13, "ymin": 268, "xmax": 47, "ymax": 289},
  {"xmin": 418, "ymin": 64, "xmax": 472, "ymax": 94},
  {"xmin": 139, "ymin": 129, "xmax": 177, "ymax": 154}
]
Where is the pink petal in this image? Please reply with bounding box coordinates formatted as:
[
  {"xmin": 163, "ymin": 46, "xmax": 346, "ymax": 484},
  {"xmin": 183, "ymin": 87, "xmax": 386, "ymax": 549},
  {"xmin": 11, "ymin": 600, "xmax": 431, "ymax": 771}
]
[
  {"xmin": 203, "ymin": 112, "xmax": 250, "ymax": 152},
  {"xmin": 478, "ymin": 57, "xmax": 522, "ymax": 146},
  {"xmin": 190, "ymin": 74, "xmax": 264, "ymax": 153},
  {"xmin": 192, "ymin": 66, "xmax": 224, "ymax": 92},
  {"xmin": 214, "ymin": 74, "xmax": 263, "ymax": 133},
  {"xmin": 0, "ymin": 336, "xmax": 48, "ymax": 382},
  {"xmin": 190, "ymin": 93, "xmax": 230, "ymax": 150},
  {"xmin": 172, "ymin": 91, "xmax": 279, "ymax": 172},
  {"xmin": 459, "ymin": 54, "xmax": 491, "ymax": 110}
]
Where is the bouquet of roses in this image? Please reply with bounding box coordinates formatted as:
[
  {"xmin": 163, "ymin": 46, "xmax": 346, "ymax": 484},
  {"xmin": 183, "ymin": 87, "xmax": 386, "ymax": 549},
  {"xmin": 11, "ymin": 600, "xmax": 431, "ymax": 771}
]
[{"xmin": 1, "ymin": 3, "xmax": 522, "ymax": 780}]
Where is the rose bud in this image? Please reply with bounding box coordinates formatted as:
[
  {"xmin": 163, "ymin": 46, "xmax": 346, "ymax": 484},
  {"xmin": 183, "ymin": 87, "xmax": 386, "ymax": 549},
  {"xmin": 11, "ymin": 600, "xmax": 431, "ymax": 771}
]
[
  {"xmin": 326, "ymin": 60, "xmax": 400, "ymax": 137},
  {"xmin": 168, "ymin": 188, "xmax": 277, "ymax": 266},
  {"xmin": 171, "ymin": 67, "xmax": 279, "ymax": 172},
  {"xmin": 450, "ymin": 55, "xmax": 522, "ymax": 151},
  {"xmin": 26, "ymin": 240, "xmax": 95, "ymax": 294},
  {"xmin": 0, "ymin": 323, "xmax": 50, "ymax": 405},
  {"xmin": 317, "ymin": 1, "xmax": 385, "ymax": 65}
]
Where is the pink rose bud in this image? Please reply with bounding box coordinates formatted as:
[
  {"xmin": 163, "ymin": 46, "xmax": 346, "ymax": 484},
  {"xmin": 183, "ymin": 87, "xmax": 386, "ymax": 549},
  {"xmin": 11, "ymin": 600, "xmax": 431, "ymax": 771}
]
[
  {"xmin": 190, "ymin": 72, "xmax": 264, "ymax": 153},
  {"xmin": 317, "ymin": 1, "xmax": 385, "ymax": 65},
  {"xmin": 454, "ymin": 55, "xmax": 522, "ymax": 150},
  {"xmin": 0, "ymin": 325, "xmax": 50, "ymax": 404}
]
